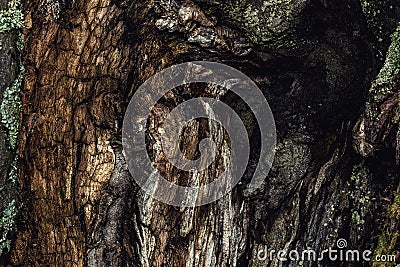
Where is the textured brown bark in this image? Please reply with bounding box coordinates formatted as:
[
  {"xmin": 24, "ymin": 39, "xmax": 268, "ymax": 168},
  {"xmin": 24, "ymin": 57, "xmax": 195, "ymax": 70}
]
[
  {"xmin": 8, "ymin": 0, "xmax": 400, "ymax": 266},
  {"xmin": 12, "ymin": 0, "xmax": 137, "ymax": 265}
]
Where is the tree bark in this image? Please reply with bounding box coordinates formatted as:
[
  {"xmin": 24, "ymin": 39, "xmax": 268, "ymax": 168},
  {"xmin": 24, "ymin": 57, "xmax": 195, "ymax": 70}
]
[
  {"xmin": 6, "ymin": 0, "xmax": 400, "ymax": 266},
  {"xmin": 0, "ymin": 0, "xmax": 21, "ymax": 263}
]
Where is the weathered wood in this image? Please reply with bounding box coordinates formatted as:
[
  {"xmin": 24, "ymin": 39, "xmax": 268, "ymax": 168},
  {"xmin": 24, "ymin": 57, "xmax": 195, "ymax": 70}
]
[{"xmin": 7, "ymin": 0, "xmax": 400, "ymax": 266}]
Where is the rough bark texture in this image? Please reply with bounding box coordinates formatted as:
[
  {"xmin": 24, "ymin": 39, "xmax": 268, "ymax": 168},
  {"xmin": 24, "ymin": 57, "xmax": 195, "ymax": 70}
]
[
  {"xmin": 2, "ymin": 0, "xmax": 400, "ymax": 266},
  {"xmin": 0, "ymin": 0, "xmax": 17, "ymax": 209},
  {"xmin": 0, "ymin": 0, "xmax": 21, "ymax": 263}
]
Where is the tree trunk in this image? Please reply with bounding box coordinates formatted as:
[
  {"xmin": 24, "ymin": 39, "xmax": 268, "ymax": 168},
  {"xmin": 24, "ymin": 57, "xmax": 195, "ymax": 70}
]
[{"xmin": 4, "ymin": 0, "xmax": 400, "ymax": 266}]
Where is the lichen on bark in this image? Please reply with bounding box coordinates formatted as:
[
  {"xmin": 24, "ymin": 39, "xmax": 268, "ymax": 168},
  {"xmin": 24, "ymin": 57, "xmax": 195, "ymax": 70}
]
[
  {"xmin": 360, "ymin": 0, "xmax": 400, "ymax": 60},
  {"xmin": 369, "ymin": 25, "xmax": 400, "ymax": 104},
  {"xmin": 0, "ymin": 200, "xmax": 16, "ymax": 255},
  {"xmin": 372, "ymin": 192, "xmax": 400, "ymax": 267},
  {"xmin": 223, "ymin": 0, "xmax": 306, "ymax": 39},
  {"xmin": 198, "ymin": 0, "xmax": 313, "ymax": 55},
  {"xmin": 0, "ymin": 0, "xmax": 23, "ymax": 33},
  {"xmin": 1, "ymin": 66, "xmax": 23, "ymax": 149},
  {"xmin": 0, "ymin": 0, "xmax": 23, "ymax": 258},
  {"xmin": 354, "ymin": 24, "xmax": 400, "ymax": 159}
]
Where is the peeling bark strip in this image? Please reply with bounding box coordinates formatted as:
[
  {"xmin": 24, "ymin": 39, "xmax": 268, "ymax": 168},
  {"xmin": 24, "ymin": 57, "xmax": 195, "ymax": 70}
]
[{"xmin": 8, "ymin": 0, "xmax": 400, "ymax": 266}]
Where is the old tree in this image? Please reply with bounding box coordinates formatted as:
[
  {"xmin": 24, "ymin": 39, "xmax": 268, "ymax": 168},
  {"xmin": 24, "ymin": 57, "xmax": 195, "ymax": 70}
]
[{"xmin": 0, "ymin": 0, "xmax": 400, "ymax": 266}]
